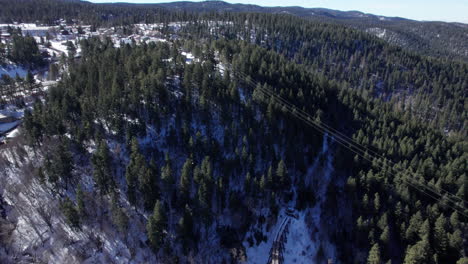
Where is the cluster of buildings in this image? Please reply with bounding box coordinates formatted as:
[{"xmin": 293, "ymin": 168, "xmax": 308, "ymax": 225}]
[
  {"xmin": 0, "ymin": 21, "xmax": 181, "ymax": 144},
  {"xmin": 0, "ymin": 20, "xmax": 198, "ymax": 142},
  {"xmin": 0, "ymin": 21, "xmax": 177, "ymax": 53}
]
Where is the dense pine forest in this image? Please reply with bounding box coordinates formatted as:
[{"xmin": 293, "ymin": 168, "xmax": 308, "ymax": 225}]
[
  {"xmin": 2, "ymin": 0, "xmax": 468, "ymax": 62},
  {"xmin": 0, "ymin": 0, "xmax": 466, "ymax": 263},
  {"xmin": 1, "ymin": 0, "xmax": 466, "ymax": 134}
]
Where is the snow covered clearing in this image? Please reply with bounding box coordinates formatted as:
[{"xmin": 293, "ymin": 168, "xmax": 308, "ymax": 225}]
[
  {"xmin": 282, "ymin": 213, "xmax": 316, "ymax": 263},
  {"xmin": 244, "ymin": 209, "xmax": 290, "ymax": 264},
  {"xmin": 366, "ymin": 27, "xmax": 387, "ymax": 39},
  {"xmin": 49, "ymin": 40, "xmax": 70, "ymax": 55},
  {"xmin": 290, "ymin": 135, "xmax": 338, "ymax": 263},
  {"xmin": 0, "ymin": 140, "xmax": 157, "ymax": 263}
]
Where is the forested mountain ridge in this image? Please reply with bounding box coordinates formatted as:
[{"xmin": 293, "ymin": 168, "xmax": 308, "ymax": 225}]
[
  {"xmin": 2, "ymin": 35, "xmax": 467, "ymax": 264},
  {"xmin": 2, "ymin": 34, "xmax": 466, "ymax": 263},
  {"xmin": 184, "ymin": 13, "xmax": 467, "ymax": 135},
  {"xmin": 153, "ymin": 1, "xmax": 468, "ymax": 62},
  {"xmin": 1, "ymin": 0, "xmax": 466, "ymax": 135},
  {"xmin": 0, "ymin": 1, "xmax": 467, "ymax": 264},
  {"xmin": 0, "ymin": 0, "xmax": 171, "ymax": 25},
  {"xmin": 1, "ymin": 0, "xmax": 467, "ymax": 62}
]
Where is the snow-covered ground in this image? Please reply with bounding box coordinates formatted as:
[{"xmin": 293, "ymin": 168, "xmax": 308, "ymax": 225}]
[
  {"xmin": 287, "ymin": 135, "xmax": 337, "ymax": 263},
  {"xmin": 0, "ymin": 80, "xmax": 55, "ymax": 144},
  {"xmin": 1, "ymin": 20, "xmax": 347, "ymax": 263},
  {"xmin": 0, "ymin": 140, "xmax": 158, "ymax": 263},
  {"xmin": 282, "ymin": 213, "xmax": 316, "ymax": 263},
  {"xmin": 244, "ymin": 134, "xmax": 337, "ymax": 264},
  {"xmin": 49, "ymin": 40, "xmax": 70, "ymax": 55},
  {"xmin": 181, "ymin": 51, "xmax": 195, "ymax": 64},
  {"xmin": 366, "ymin": 27, "xmax": 387, "ymax": 39},
  {"xmin": 244, "ymin": 209, "xmax": 289, "ymax": 264}
]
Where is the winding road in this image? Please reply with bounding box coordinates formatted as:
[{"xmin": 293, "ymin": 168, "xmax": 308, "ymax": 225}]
[{"xmin": 267, "ymin": 216, "xmax": 292, "ymax": 264}]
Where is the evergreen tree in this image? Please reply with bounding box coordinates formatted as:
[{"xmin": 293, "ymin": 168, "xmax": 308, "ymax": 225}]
[
  {"xmin": 404, "ymin": 238, "xmax": 430, "ymax": 264},
  {"xmin": 25, "ymin": 70, "xmax": 35, "ymax": 91},
  {"xmin": 367, "ymin": 243, "xmax": 381, "ymax": 264},
  {"xmin": 179, "ymin": 158, "xmax": 193, "ymax": 205},
  {"xmin": 92, "ymin": 140, "xmax": 113, "ymax": 194},
  {"xmin": 161, "ymin": 156, "xmax": 175, "ymax": 193},
  {"xmin": 276, "ymin": 159, "xmax": 289, "ymax": 187},
  {"xmin": 60, "ymin": 197, "xmax": 80, "ymax": 228},
  {"xmin": 46, "ymin": 140, "xmax": 73, "ymax": 189},
  {"xmin": 177, "ymin": 205, "xmax": 194, "ymax": 252},
  {"xmin": 140, "ymin": 162, "xmax": 158, "ymax": 211},
  {"xmin": 434, "ymin": 214, "xmax": 448, "ymax": 258},
  {"xmin": 125, "ymin": 137, "xmax": 145, "ymax": 205},
  {"xmin": 111, "ymin": 193, "xmax": 129, "ymax": 234},
  {"xmin": 198, "ymin": 180, "xmax": 210, "ymax": 210},
  {"xmin": 48, "ymin": 63, "xmax": 59, "ymax": 81},
  {"xmin": 147, "ymin": 200, "xmax": 167, "ymax": 251},
  {"xmin": 259, "ymin": 174, "xmax": 267, "ymax": 194},
  {"xmin": 23, "ymin": 108, "xmax": 42, "ymax": 145},
  {"xmin": 9, "ymin": 33, "xmax": 43, "ymax": 66},
  {"xmin": 36, "ymin": 166, "xmax": 45, "ymax": 183},
  {"xmin": 244, "ymin": 172, "xmax": 252, "ymax": 194},
  {"xmin": 76, "ymin": 185, "xmax": 86, "ymax": 219}
]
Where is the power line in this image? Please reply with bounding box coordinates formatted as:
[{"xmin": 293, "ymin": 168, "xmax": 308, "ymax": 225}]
[
  {"xmin": 228, "ymin": 68, "xmax": 467, "ymax": 217},
  {"xmin": 253, "ymin": 83, "xmax": 468, "ymax": 217},
  {"xmin": 236, "ymin": 69, "xmax": 466, "ymax": 207},
  {"xmin": 236, "ymin": 70, "xmax": 466, "ymax": 206}
]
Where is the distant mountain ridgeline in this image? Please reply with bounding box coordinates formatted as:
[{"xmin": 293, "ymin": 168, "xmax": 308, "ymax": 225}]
[
  {"xmin": 0, "ymin": 0, "xmax": 184, "ymax": 26},
  {"xmin": 1, "ymin": 0, "xmax": 467, "ymax": 61},
  {"xmin": 154, "ymin": 1, "xmax": 468, "ymax": 62}
]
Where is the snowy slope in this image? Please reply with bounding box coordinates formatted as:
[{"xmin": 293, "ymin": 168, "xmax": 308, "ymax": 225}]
[{"xmin": 0, "ymin": 141, "xmax": 158, "ymax": 263}]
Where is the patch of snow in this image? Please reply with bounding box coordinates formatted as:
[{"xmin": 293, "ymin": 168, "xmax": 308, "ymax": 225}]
[
  {"xmin": 244, "ymin": 134, "xmax": 338, "ymax": 263},
  {"xmin": 181, "ymin": 51, "xmax": 195, "ymax": 64},
  {"xmin": 145, "ymin": 37, "xmax": 167, "ymax": 44},
  {"xmin": 283, "ymin": 213, "xmax": 316, "ymax": 263},
  {"xmin": 5, "ymin": 127, "xmax": 20, "ymax": 138},
  {"xmin": 378, "ymin": 29, "xmax": 387, "ymax": 38},
  {"xmin": 366, "ymin": 27, "xmax": 387, "ymax": 40},
  {"xmin": 217, "ymin": 62, "xmax": 226, "ymax": 76},
  {"xmin": 244, "ymin": 210, "xmax": 289, "ymax": 264},
  {"xmin": 49, "ymin": 40, "xmax": 69, "ymax": 55},
  {"xmin": 304, "ymin": 134, "xmax": 338, "ymax": 263}
]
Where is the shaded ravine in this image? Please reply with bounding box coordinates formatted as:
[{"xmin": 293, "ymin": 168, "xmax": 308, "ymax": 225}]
[{"xmin": 266, "ymin": 134, "xmax": 338, "ymax": 264}]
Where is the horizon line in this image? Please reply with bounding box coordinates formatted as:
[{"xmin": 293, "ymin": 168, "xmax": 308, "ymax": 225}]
[{"xmin": 83, "ymin": 0, "xmax": 468, "ymax": 24}]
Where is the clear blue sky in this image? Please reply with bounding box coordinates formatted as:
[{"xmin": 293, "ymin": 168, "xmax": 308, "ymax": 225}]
[{"xmin": 87, "ymin": 0, "xmax": 468, "ymax": 23}]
